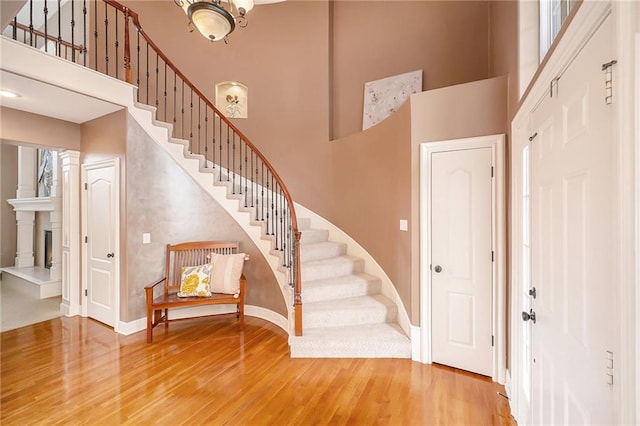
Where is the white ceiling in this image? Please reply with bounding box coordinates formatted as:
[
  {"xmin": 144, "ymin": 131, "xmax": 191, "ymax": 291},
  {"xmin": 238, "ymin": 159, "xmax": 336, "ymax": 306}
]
[{"xmin": 0, "ymin": 69, "xmax": 123, "ymax": 124}]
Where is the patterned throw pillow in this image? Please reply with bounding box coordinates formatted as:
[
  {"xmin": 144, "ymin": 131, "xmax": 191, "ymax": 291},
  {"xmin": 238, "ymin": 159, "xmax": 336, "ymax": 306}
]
[
  {"xmin": 178, "ymin": 264, "xmax": 212, "ymax": 297},
  {"xmin": 210, "ymin": 253, "xmax": 246, "ymax": 298}
]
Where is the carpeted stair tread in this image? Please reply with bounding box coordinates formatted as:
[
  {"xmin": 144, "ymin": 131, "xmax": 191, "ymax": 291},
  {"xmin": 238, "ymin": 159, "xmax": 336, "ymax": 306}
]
[
  {"xmin": 303, "ymin": 273, "xmax": 382, "ymax": 303},
  {"xmin": 289, "ymin": 323, "xmax": 411, "ymax": 358},
  {"xmin": 300, "ymin": 241, "xmax": 348, "ymax": 262},
  {"xmin": 303, "ymin": 294, "xmax": 397, "ymax": 328}
]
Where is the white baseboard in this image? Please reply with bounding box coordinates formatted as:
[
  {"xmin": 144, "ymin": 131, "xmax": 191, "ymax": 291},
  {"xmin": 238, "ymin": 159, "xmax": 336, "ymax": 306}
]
[
  {"xmin": 118, "ymin": 317, "xmax": 146, "ymax": 335},
  {"xmin": 60, "ymin": 301, "xmax": 80, "ymax": 317},
  {"xmin": 411, "ymin": 325, "xmax": 422, "ymax": 362},
  {"xmin": 116, "ymin": 304, "xmax": 288, "ymax": 337}
]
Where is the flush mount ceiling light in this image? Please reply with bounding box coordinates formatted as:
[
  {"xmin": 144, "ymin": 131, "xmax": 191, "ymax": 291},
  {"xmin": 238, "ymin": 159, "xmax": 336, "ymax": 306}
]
[
  {"xmin": 0, "ymin": 89, "xmax": 21, "ymax": 98},
  {"xmin": 175, "ymin": 0, "xmax": 254, "ymax": 43}
]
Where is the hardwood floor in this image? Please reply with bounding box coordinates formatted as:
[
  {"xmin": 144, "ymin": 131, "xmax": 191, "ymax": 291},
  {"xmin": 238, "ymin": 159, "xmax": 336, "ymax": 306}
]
[{"xmin": 1, "ymin": 316, "xmax": 515, "ymax": 425}]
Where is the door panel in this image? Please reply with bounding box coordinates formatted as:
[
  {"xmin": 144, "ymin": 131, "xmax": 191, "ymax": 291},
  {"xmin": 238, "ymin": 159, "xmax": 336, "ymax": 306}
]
[
  {"xmin": 431, "ymin": 147, "xmax": 493, "ymax": 376},
  {"xmin": 529, "ymin": 16, "xmax": 615, "ymax": 425},
  {"xmin": 85, "ymin": 163, "xmax": 117, "ymax": 327}
]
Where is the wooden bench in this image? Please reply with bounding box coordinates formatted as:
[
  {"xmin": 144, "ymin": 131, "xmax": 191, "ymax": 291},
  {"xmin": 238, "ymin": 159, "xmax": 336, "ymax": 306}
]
[{"xmin": 145, "ymin": 241, "xmax": 247, "ymax": 343}]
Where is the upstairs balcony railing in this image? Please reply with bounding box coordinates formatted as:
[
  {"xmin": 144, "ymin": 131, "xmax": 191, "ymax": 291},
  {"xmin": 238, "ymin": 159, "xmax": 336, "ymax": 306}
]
[{"xmin": 4, "ymin": 0, "xmax": 303, "ymax": 336}]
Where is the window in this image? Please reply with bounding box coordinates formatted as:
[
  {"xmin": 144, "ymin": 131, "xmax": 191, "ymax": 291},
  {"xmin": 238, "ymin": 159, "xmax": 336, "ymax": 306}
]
[{"xmin": 539, "ymin": 0, "xmax": 575, "ymax": 61}]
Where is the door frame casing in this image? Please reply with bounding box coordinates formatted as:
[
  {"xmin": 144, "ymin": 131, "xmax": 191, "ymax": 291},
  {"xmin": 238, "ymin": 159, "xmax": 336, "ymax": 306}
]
[
  {"xmin": 419, "ymin": 134, "xmax": 506, "ymax": 384},
  {"xmin": 80, "ymin": 158, "xmax": 120, "ymax": 332}
]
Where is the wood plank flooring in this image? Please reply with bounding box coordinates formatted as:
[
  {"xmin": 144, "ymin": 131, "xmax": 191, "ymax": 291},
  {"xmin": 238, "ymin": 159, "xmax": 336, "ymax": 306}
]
[{"xmin": 1, "ymin": 316, "xmax": 515, "ymax": 425}]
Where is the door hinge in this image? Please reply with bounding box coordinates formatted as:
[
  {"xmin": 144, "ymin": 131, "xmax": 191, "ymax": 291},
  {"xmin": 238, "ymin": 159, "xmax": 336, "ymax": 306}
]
[
  {"xmin": 602, "ymin": 60, "xmax": 617, "ymax": 105},
  {"xmin": 492, "ymin": 335, "xmax": 495, "ymax": 347},
  {"xmin": 491, "ymin": 166, "xmax": 494, "ymax": 178},
  {"xmin": 492, "ymin": 251, "xmax": 495, "ymax": 262},
  {"xmin": 84, "ymin": 236, "xmax": 88, "ymax": 243},
  {"xmin": 84, "ymin": 289, "xmax": 88, "ymax": 297},
  {"xmin": 84, "ymin": 182, "xmax": 88, "ymax": 190}
]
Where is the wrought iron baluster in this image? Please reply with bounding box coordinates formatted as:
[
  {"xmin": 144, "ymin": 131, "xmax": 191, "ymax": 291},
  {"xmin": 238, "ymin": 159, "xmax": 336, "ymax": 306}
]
[
  {"xmin": 12, "ymin": 17, "xmax": 17, "ymax": 41},
  {"xmin": 163, "ymin": 63, "xmax": 167, "ymax": 122},
  {"xmin": 145, "ymin": 42, "xmax": 149, "ymax": 105},
  {"xmin": 172, "ymin": 72, "xmax": 177, "ymax": 129},
  {"xmin": 104, "ymin": 1, "xmax": 109, "ymax": 73},
  {"xmin": 71, "ymin": 0, "xmax": 75, "ymax": 62},
  {"xmin": 115, "ymin": 8, "xmax": 119, "ymax": 78},
  {"xmin": 136, "ymin": 28, "xmax": 141, "ymax": 101},
  {"xmin": 93, "ymin": 0, "xmax": 97, "ymax": 70},
  {"xmin": 83, "ymin": 0, "xmax": 87, "ymax": 66},
  {"xmin": 57, "ymin": 0, "xmax": 62, "ymax": 55},
  {"xmin": 226, "ymin": 127, "xmax": 231, "ymax": 182},
  {"xmin": 43, "ymin": 0, "xmax": 48, "ymax": 52},
  {"xmin": 29, "ymin": 0, "xmax": 33, "ymax": 47},
  {"xmin": 232, "ymin": 132, "xmax": 236, "ymax": 193},
  {"xmin": 204, "ymin": 107, "xmax": 208, "ymax": 168},
  {"xmin": 181, "ymin": 81, "xmax": 185, "ymax": 140},
  {"xmin": 155, "ymin": 53, "xmax": 159, "ymax": 109},
  {"xmin": 197, "ymin": 98, "xmax": 201, "ymax": 156},
  {"xmin": 189, "ymin": 89, "xmax": 193, "ymax": 152}
]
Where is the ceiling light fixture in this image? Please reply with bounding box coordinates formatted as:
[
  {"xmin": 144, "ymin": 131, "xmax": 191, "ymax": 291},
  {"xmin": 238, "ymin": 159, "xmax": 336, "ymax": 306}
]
[
  {"xmin": 0, "ymin": 89, "xmax": 21, "ymax": 98},
  {"xmin": 175, "ymin": 0, "xmax": 253, "ymax": 43}
]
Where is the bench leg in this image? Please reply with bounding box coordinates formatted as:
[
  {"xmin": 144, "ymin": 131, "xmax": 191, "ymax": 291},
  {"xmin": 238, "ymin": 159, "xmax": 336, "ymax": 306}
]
[
  {"xmin": 238, "ymin": 302, "xmax": 244, "ymax": 330},
  {"xmin": 147, "ymin": 305, "xmax": 153, "ymax": 343}
]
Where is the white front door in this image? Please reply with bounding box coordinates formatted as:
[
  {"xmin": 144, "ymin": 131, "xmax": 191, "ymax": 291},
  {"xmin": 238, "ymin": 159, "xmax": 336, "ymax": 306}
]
[
  {"xmin": 528, "ymin": 16, "xmax": 615, "ymax": 424},
  {"xmin": 431, "ymin": 147, "xmax": 493, "ymax": 376},
  {"xmin": 82, "ymin": 160, "xmax": 119, "ymax": 328}
]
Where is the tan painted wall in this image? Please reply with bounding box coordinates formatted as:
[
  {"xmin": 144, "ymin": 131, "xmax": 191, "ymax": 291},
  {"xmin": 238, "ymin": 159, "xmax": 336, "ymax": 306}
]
[
  {"xmin": 329, "ymin": 104, "xmax": 412, "ymax": 313},
  {"xmin": 0, "ymin": 143, "xmax": 18, "ymax": 268},
  {"xmin": 408, "ymin": 76, "xmax": 508, "ymax": 323},
  {"xmin": 0, "ymin": 107, "xmax": 81, "ymax": 150},
  {"xmin": 331, "ymin": 1, "xmax": 491, "ymax": 139}
]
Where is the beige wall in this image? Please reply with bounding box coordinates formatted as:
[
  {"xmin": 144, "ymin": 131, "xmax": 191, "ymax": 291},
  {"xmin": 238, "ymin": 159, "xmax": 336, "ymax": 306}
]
[
  {"xmin": 331, "ymin": 1, "xmax": 491, "ymax": 139},
  {"xmin": 0, "ymin": 107, "xmax": 81, "ymax": 150},
  {"xmin": 0, "ymin": 1, "xmax": 27, "ymax": 31},
  {"xmin": 329, "ymin": 104, "xmax": 412, "ymax": 313},
  {"xmin": 0, "ymin": 143, "xmax": 18, "ymax": 267}
]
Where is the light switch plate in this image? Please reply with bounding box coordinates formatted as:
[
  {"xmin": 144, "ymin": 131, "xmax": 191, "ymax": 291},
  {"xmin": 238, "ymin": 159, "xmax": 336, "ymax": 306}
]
[
  {"xmin": 143, "ymin": 233, "xmax": 151, "ymax": 244},
  {"xmin": 400, "ymin": 220, "xmax": 408, "ymax": 231}
]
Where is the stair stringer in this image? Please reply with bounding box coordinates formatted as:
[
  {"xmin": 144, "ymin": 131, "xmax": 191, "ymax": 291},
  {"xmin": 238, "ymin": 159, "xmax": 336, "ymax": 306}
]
[
  {"xmin": 126, "ymin": 101, "xmax": 296, "ymax": 331},
  {"xmin": 294, "ymin": 203, "xmax": 412, "ymax": 339}
]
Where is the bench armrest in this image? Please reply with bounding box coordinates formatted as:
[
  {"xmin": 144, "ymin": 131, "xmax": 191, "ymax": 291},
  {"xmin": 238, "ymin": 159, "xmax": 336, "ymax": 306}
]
[{"xmin": 145, "ymin": 277, "xmax": 167, "ymax": 304}]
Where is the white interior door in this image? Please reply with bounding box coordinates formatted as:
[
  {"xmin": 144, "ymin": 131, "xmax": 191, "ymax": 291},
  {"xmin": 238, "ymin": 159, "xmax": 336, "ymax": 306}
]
[
  {"xmin": 528, "ymin": 16, "xmax": 615, "ymax": 424},
  {"xmin": 83, "ymin": 160, "xmax": 119, "ymax": 328},
  {"xmin": 431, "ymin": 147, "xmax": 493, "ymax": 376}
]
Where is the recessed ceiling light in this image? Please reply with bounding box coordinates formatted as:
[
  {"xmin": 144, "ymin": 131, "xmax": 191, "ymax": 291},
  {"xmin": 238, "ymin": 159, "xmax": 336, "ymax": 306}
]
[{"xmin": 0, "ymin": 90, "xmax": 21, "ymax": 98}]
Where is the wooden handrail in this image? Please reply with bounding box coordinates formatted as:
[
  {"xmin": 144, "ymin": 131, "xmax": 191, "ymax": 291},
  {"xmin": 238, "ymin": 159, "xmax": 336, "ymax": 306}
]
[
  {"xmin": 9, "ymin": 21, "xmax": 84, "ymax": 52},
  {"xmin": 104, "ymin": 0, "xmax": 303, "ymax": 335}
]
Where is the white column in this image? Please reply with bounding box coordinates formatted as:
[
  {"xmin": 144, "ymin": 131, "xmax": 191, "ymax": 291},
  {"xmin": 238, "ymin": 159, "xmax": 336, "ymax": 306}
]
[
  {"xmin": 60, "ymin": 150, "xmax": 81, "ymax": 317},
  {"xmin": 49, "ymin": 151, "xmax": 62, "ymax": 282},
  {"xmin": 16, "ymin": 146, "xmax": 36, "ymax": 199},
  {"xmin": 14, "ymin": 210, "xmax": 35, "ymax": 267}
]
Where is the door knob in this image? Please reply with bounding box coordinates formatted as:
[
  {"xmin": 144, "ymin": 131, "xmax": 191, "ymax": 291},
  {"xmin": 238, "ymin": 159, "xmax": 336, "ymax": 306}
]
[
  {"xmin": 529, "ymin": 287, "xmax": 537, "ymax": 299},
  {"xmin": 106, "ymin": 253, "xmax": 115, "ymax": 258},
  {"xmin": 521, "ymin": 309, "xmax": 536, "ymax": 324},
  {"xmin": 434, "ymin": 265, "xmax": 442, "ymax": 273}
]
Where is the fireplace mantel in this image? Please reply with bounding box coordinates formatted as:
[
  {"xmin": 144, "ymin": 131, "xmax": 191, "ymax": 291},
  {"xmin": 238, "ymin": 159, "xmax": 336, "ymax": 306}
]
[{"xmin": 7, "ymin": 197, "xmax": 61, "ymax": 212}]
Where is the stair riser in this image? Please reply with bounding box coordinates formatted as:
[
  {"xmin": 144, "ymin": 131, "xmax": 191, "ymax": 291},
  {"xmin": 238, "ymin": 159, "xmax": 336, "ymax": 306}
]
[
  {"xmin": 300, "ymin": 243, "xmax": 347, "ymax": 263},
  {"xmin": 303, "ymin": 306, "xmax": 397, "ymax": 328},
  {"xmin": 303, "ymin": 281, "xmax": 382, "ymax": 304},
  {"xmin": 301, "ymin": 259, "xmax": 364, "ymax": 282},
  {"xmin": 300, "ymin": 229, "xmax": 329, "ymax": 244},
  {"xmin": 290, "ymin": 344, "xmax": 411, "ymax": 358}
]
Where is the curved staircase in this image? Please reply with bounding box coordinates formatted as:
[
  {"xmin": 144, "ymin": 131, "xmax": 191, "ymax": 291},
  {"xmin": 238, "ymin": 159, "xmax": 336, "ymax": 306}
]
[{"xmin": 290, "ymin": 219, "xmax": 411, "ymax": 358}]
